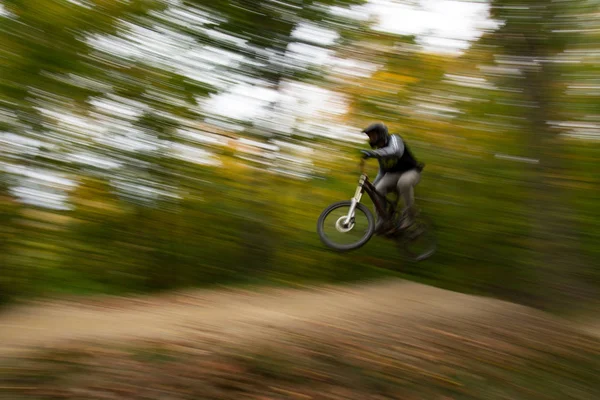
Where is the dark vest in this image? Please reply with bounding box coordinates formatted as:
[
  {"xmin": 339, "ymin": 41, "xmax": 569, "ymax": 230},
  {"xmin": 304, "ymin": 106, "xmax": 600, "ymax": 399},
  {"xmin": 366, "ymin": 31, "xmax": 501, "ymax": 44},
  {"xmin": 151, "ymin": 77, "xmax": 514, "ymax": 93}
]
[{"xmin": 380, "ymin": 136, "xmax": 419, "ymax": 173}]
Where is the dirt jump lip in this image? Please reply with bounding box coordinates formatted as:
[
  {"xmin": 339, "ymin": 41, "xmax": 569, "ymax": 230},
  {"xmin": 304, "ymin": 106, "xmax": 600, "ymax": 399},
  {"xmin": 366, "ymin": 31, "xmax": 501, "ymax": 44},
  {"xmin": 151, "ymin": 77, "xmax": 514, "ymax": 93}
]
[{"xmin": 1, "ymin": 279, "xmax": 596, "ymax": 359}]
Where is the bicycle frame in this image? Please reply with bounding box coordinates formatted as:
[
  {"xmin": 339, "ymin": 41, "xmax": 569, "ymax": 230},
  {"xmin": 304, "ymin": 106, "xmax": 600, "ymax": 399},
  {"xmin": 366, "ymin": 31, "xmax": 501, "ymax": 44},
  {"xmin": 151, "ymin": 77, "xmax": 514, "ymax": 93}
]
[
  {"xmin": 342, "ymin": 160, "xmax": 393, "ymax": 224},
  {"xmin": 318, "ymin": 159, "xmax": 435, "ymax": 260}
]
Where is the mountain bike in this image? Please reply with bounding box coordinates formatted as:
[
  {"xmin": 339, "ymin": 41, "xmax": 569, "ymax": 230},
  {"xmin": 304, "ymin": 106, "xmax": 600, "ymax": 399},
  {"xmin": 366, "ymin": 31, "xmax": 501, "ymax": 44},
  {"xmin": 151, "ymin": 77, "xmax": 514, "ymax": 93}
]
[{"xmin": 316, "ymin": 159, "xmax": 436, "ymax": 261}]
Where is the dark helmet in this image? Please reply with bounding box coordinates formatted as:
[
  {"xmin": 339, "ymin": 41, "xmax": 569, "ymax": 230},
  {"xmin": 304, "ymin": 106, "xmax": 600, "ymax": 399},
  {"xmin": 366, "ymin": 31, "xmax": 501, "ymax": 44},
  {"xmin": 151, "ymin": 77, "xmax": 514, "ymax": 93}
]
[{"xmin": 362, "ymin": 122, "xmax": 389, "ymax": 149}]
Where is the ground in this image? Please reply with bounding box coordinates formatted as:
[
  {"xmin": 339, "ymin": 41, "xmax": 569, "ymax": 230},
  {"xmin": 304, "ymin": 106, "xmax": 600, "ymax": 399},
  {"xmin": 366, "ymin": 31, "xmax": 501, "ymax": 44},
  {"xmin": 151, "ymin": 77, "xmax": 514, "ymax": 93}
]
[{"xmin": 1, "ymin": 279, "xmax": 599, "ymax": 399}]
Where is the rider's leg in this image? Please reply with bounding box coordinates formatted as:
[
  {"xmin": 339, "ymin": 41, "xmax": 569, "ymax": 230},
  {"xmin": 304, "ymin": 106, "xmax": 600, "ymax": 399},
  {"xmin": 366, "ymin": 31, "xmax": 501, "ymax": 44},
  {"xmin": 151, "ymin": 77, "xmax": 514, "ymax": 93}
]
[
  {"xmin": 397, "ymin": 169, "xmax": 421, "ymax": 228},
  {"xmin": 374, "ymin": 173, "xmax": 401, "ymax": 232}
]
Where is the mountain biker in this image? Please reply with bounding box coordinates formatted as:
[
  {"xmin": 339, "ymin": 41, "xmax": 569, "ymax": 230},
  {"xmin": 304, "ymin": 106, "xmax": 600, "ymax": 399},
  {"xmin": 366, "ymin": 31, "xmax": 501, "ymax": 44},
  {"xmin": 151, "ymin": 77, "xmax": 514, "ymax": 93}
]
[{"xmin": 360, "ymin": 122, "xmax": 423, "ymax": 233}]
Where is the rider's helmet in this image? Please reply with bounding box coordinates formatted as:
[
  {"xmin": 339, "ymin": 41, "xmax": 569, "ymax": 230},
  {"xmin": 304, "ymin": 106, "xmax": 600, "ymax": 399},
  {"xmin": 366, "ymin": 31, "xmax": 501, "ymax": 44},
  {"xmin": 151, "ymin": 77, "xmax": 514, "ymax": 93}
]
[{"xmin": 362, "ymin": 122, "xmax": 390, "ymax": 149}]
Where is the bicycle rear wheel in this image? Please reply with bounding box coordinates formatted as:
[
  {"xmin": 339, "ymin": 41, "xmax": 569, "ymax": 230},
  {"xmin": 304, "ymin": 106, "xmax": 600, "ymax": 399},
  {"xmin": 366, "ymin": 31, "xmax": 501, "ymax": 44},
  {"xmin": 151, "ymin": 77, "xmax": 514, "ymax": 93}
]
[
  {"xmin": 398, "ymin": 214, "xmax": 437, "ymax": 261},
  {"xmin": 317, "ymin": 201, "xmax": 375, "ymax": 251}
]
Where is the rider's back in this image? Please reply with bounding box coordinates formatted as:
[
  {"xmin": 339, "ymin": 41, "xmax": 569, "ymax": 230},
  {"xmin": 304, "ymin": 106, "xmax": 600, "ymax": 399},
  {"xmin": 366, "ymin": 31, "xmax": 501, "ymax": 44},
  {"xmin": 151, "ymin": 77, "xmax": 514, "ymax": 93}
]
[{"xmin": 378, "ymin": 134, "xmax": 419, "ymax": 174}]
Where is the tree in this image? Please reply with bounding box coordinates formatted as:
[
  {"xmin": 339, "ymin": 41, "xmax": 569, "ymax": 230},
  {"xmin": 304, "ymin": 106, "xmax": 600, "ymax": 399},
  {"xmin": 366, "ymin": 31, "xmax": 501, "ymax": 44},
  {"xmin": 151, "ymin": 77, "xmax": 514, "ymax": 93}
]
[{"xmin": 476, "ymin": 0, "xmax": 599, "ymax": 308}]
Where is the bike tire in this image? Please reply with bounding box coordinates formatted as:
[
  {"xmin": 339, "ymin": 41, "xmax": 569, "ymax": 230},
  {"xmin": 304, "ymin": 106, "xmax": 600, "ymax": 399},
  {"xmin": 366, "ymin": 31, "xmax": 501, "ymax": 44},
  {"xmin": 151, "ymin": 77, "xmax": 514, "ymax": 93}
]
[
  {"xmin": 398, "ymin": 214, "xmax": 437, "ymax": 261},
  {"xmin": 317, "ymin": 201, "xmax": 375, "ymax": 252}
]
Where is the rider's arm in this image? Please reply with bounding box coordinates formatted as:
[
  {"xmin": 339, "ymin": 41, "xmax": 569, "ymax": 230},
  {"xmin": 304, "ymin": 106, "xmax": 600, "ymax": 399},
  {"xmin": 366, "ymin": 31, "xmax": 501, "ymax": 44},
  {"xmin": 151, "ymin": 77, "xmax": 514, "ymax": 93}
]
[{"xmin": 370, "ymin": 135, "xmax": 404, "ymax": 158}]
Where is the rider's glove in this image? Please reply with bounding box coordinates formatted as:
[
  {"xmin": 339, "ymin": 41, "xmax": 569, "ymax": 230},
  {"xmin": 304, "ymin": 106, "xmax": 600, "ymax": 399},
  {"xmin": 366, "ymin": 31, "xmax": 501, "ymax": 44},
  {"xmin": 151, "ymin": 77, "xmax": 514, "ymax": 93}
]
[{"xmin": 360, "ymin": 150, "xmax": 375, "ymax": 159}]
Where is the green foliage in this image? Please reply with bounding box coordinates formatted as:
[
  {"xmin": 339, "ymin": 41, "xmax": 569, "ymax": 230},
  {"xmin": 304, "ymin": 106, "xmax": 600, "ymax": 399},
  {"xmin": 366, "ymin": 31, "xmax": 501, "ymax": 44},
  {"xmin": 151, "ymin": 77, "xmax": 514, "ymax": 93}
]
[{"xmin": 0, "ymin": 0, "xmax": 599, "ymax": 310}]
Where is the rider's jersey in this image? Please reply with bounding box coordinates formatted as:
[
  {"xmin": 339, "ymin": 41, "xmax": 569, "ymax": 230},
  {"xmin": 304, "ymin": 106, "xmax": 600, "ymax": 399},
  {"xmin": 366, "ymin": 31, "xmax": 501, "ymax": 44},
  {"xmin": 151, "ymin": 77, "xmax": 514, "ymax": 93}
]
[{"xmin": 371, "ymin": 134, "xmax": 419, "ymax": 175}]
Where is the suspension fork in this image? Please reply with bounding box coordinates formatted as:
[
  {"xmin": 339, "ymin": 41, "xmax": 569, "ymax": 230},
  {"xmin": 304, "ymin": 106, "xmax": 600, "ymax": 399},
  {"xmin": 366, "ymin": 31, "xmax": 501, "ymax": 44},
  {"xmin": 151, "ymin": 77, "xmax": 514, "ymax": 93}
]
[{"xmin": 344, "ymin": 174, "xmax": 367, "ymax": 223}]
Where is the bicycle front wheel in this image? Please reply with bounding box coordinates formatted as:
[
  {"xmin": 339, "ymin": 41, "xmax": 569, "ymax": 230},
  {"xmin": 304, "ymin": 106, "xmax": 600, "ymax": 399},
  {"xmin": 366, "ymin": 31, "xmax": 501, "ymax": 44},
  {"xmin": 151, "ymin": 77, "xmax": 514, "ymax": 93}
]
[{"xmin": 317, "ymin": 201, "xmax": 375, "ymax": 252}]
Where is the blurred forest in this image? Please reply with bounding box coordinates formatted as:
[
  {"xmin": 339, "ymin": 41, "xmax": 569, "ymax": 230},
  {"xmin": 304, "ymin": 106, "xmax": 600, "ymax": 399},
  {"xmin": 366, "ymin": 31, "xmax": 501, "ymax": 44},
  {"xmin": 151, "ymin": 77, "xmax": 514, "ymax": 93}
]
[{"xmin": 1, "ymin": 0, "xmax": 599, "ymax": 311}]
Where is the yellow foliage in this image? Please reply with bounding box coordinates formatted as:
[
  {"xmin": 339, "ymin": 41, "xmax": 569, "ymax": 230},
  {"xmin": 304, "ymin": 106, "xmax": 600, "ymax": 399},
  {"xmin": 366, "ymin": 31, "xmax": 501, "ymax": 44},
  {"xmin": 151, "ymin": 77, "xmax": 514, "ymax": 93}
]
[
  {"xmin": 372, "ymin": 71, "xmax": 420, "ymax": 85},
  {"xmin": 20, "ymin": 209, "xmax": 72, "ymax": 225}
]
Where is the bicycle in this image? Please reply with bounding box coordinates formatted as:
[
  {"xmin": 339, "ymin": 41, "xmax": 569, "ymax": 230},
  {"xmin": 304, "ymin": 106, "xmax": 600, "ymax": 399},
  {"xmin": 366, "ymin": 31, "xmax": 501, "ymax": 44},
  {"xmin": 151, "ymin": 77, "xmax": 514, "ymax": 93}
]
[{"xmin": 316, "ymin": 159, "xmax": 436, "ymax": 261}]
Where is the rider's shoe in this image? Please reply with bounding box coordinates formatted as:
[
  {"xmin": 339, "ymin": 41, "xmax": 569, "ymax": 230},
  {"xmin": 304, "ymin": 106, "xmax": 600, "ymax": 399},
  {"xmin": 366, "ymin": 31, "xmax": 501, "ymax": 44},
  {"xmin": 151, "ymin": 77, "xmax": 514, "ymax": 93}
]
[{"xmin": 399, "ymin": 207, "xmax": 417, "ymax": 230}]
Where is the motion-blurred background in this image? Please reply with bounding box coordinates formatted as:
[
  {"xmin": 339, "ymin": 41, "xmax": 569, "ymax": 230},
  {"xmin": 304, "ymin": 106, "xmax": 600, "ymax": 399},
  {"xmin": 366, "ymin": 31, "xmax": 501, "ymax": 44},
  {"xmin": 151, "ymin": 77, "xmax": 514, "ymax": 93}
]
[{"xmin": 1, "ymin": 0, "xmax": 598, "ymax": 311}]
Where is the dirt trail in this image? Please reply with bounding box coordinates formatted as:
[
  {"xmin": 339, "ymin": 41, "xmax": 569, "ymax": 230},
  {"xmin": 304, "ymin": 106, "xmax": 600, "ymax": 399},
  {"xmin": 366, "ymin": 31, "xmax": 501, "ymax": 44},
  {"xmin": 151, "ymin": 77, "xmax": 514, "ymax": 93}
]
[{"xmin": 0, "ymin": 279, "xmax": 589, "ymax": 357}]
